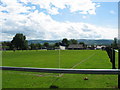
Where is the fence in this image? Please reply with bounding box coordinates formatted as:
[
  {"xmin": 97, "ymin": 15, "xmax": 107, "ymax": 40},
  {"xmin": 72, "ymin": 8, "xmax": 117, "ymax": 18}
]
[
  {"xmin": 106, "ymin": 48, "xmax": 117, "ymax": 69},
  {"xmin": 105, "ymin": 48, "xmax": 120, "ymax": 88},
  {"xmin": 0, "ymin": 49, "xmax": 120, "ymax": 88}
]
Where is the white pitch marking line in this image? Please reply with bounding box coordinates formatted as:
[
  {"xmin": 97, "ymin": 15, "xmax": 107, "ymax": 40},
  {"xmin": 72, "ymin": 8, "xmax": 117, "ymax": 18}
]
[{"xmin": 59, "ymin": 52, "xmax": 97, "ymax": 77}]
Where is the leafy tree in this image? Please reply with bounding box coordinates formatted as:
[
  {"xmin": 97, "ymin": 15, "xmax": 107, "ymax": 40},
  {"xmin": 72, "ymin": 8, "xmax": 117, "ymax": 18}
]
[
  {"xmin": 2, "ymin": 46, "xmax": 9, "ymax": 50},
  {"xmin": 111, "ymin": 38, "xmax": 118, "ymax": 49},
  {"xmin": 30, "ymin": 43, "xmax": 37, "ymax": 50},
  {"xmin": 2, "ymin": 41, "xmax": 13, "ymax": 50},
  {"xmin": 36, "ymin": 43, "xmax": 42, "ymax": 49},
  {"xmin": 43, "ymin": 42, "xmax": 49, "ymax": 48},
  {"xmin": 70, "ymin": 39, "xmax": 78, "ymax": 44},
  {"xmin": 54, "ymin": 43, "xmax": 59, "ymax": 47},
  {"xmin": 11, "ymin": 33, "xmax": 28, "ymax": 50},
  {"xmin": 79, "ymin": 42, "xmax": 87, "ymax": 48},
  {"xmin": 79, "ymin": 42, "xmax": 84, "ymax": 44},
  {"xmin": 91, "ymin": 45, "xmax": 95, "ymax": 49},
  {"xmin": 79, "ymin": 42, "xmax": 85, "ymax": 46},
  {"xmin": 61, "ymin": 38, "xmax": 69, "ymax": 47}
]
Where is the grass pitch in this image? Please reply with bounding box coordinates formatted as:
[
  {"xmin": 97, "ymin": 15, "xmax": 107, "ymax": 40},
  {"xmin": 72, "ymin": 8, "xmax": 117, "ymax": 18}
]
[{"xmin": 2, "ymin": 50, "xmax": 118, "ymax": 88}]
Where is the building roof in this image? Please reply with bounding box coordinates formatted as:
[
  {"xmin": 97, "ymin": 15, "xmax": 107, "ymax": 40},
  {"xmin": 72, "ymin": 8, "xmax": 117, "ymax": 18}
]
[{"xmin": 68, "ymin": 44, "xmax": 84, "ymax": 49}]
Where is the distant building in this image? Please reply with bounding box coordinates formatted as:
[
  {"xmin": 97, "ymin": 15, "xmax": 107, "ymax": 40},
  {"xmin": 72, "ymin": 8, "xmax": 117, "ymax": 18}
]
[
  {"xmin": 41, "ymin": 46, "xmax": 47, "ymax": 50},
  {"xmin": 86, "ymin": 45, "xmax": 95, "ymax": 50},
  {"xmin": 95, "ymin": 45, "xmax": 106, "ymax": 50},
  {"xmin": 95, "ymin": 46, "xmax": 102, "ymax": 50},
  {"xmin": 59, "ymin": 45, "xmax": 66, "ymax": 50},
  {"xmin": 67, "ymin": 44, "xmax": 84, "ymax": 50}
]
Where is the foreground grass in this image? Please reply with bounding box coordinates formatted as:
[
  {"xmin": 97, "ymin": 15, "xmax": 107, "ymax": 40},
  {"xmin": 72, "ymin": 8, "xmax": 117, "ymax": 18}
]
[
  {"xmin": 2, "ymin": 50, "xmax": 118, "ymax": 88},
  {"xmin": 2, "ymin": 70, "xmax": 117, "ymax": 88}
]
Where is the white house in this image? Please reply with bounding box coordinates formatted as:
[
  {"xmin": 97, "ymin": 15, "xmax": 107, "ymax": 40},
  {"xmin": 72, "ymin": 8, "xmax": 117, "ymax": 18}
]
[
  {"xmin": 59, "ymin": 46, "xmax": 66, "ymax": 50},
  {"xmin": 95, "ymin": 45, "xmax": 106, "ymax": 50}
]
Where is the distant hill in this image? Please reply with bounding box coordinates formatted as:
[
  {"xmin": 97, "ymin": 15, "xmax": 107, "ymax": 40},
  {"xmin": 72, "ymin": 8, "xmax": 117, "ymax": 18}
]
[
  {"xmin": 77, "ymin": 39, "xmax": 113, "ymax": 45},
  {"xmin": 28, "ymin": 39, "xmax": 113, "ymax": 45},
  {"xmin": 28, "ymin": 40, "xmax": 61, "ymax": 45}
]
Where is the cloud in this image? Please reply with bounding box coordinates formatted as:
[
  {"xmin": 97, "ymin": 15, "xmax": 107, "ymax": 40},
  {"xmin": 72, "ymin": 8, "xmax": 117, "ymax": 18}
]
[
  {"xmin": 82, "ymin": 16, "xmax": 87, "ymax": 19},
  {"xmin": 1, "ymin": 10, "xmax": 117, "ymax": 41},
  {"xmin": 0, "ymin": 0, "xmax": 100, "ymax": 15},
  {"xmin": 0, "ymin": 0, "xmax": 32, "ymax": 14},
  {"xmin": 0, "ymin": 0, "xmax": 117, "ymax": 41},
  {"xmin": 110, "ymin": 10, "xmax": 116, "ymax": 14}
]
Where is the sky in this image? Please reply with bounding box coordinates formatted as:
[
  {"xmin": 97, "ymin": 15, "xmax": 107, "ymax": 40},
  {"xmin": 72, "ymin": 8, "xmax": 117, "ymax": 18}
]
[{"xmin": 0, "ymin": 0, "xmax": 118, "ymax": 41}]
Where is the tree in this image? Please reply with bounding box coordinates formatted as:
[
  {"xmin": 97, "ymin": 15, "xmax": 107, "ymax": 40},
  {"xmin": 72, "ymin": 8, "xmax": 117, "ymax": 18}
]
[
  {"xmin": 43, "ymin": 42, "xmax": 49, "ymax": 48},
  {"xmin": 70, "ymin": 39, "xmax": 78, "ymax": 44},
  {"xmin": 79, "ymin": 42, "xmax": 87, "ymax": 48},
  {"xmin": 54, "ymin": 43, "xmax": 59, "ymax": 47},
  {"xmin": 11, "ymin": 33, "xmax": 28, "ymax": 50},
  {"xmin": 61, "ymin": 38, "xmax": 69, "ymax": 47},
  {"xmin": 2, "ymin": 41, "xmax": 13, "ymax": 50},
  {"xmin": 29, "ymin": 43, "xmax": 41, "ymax": 50},
  {"xmin": 36, "ymin": 43, "xmax": 42, "ymax": 49},
  {"xmin": 30, "ymin": 43, "xmax": 36, "ymax": 50},
  {"xmin": 111, "ymin": 38, "xmax": 118, "ymax": 49},
  {"xmin": 79, "ymin": 42, "xmax": 85, "ymax": 46},
  {"xmin": 91, "ymin": 45, "xmax": 95, "ymax": 49}
]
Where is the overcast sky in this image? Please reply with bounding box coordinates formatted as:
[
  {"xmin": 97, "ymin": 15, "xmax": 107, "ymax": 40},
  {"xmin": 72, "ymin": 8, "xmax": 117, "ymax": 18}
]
[{"xmin": 0, "ymin": 0, "xmax": 118, "ymax": 41}]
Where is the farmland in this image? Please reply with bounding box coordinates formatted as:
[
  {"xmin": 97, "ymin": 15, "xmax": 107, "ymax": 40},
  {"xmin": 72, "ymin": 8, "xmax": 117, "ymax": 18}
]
[{"xmin": 2, "ymin": 50, "xmax": 118, "ymax": 88}]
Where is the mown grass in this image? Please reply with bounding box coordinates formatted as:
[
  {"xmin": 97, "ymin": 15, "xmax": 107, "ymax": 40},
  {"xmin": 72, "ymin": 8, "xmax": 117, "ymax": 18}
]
[
  {"xmin": 2, "ymin": 50, "xmax": 118, "ymax": 88},
  {"xmin": 2, "ymin": 50, "xmax": 112, "ymax": 69}
]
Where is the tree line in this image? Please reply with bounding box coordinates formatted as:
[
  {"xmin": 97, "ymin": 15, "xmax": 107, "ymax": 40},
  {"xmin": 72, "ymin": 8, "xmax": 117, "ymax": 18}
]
[{"xmin": 1, "ymin": 33, "xmax": 119, "ymax": 51}]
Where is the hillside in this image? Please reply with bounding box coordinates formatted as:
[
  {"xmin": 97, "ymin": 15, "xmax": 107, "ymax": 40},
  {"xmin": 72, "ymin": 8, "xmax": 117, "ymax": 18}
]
[{"xmin": 28, "ymin": 39, "xmax": 113, "ymax": 45}]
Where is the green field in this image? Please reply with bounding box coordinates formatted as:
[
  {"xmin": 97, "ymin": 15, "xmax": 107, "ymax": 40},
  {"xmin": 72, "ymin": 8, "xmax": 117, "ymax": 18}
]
[{"xmin": 2, "ymin": 50, "xmax": 118, "ymax": 88}]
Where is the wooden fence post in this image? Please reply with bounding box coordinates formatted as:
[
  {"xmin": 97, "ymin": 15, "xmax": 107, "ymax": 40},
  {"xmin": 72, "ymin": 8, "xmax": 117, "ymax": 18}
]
[{"xmin": 112, "ymin": 49, "xmax": 115, "ymax": 69}]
